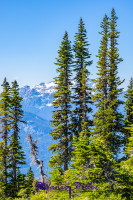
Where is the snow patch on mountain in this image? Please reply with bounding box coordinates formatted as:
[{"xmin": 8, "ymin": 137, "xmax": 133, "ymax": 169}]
[
  {"xmin": 45, "ymin": 81, "xmax": 56, "ymax": 89},
  {"xmin": 46, "ymin": 103, "xmax": 53, "ymax": 107}
]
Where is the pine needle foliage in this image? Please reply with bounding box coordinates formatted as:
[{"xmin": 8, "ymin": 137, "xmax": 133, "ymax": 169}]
[
  {"xmin": 72, "ymin": 18, "xmax": 93, "ymax": 137},
  {"xmin": 124, "ymin": 78, "xmax": 133, "ymax": 146},
  {"xmin": 8, "ymin": 80, "xmax": 26, "ymax": 197},
  {"xmin": 48, "ymin": 31, "xmax": 73, "ymax": 180},
  {"xmin": 0, "ymin": 78, "xmax": 11, "ymax": 196}
]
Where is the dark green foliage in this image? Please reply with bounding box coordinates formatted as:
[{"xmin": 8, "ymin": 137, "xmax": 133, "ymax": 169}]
[
  {"xmin": 0, "ymin": 79, "xmax": 26, "ymax": 198},
  {"xmin": 63, "ymin": 19, "xmax": 94, "ymax": 188},
  {"xmin": 0, "ymin": 141, "xmax": 5, "ymax": 198},
  {"xmin": 116, "ymin": 79, "xmax": 133, "ymax": 200},
  {"xmin": 25, "ymin": 167, "xmax": 34, "ymax": 196},
  {"xmin": 91, "ymin": 14, "xmax": 117, "ymax": 188},
  {"xmin": 72, "ymin": 18, "xmax": 93, "ymax": 137},
  {"xmin": 92, "ymin": 10, "xmax": 124, "ymax": 156},
  {"xmin": 107, "ymin": 8, "xmax": 124, "ymax": 156},
  {"xmin": 92, "ymin": 14, "xmax": 110, "ymax": 139},
  {"xmin": 91, "ymin": 8, "xmax": 124, "ymax": 192},
  {"xmin": 124, "ymin": 78, "xmax": 133, "ymax": 146},
  {"xmin": 48, "ymin": 31, "xmax": 73, "ymax": 179},
  {"xmin": 64, "ymin": 135, "xmax": 116, "ymax": 196},
  {"xmin": 16, "ymin": 169, "xmax": 26, "ymax": 192},
  {"xmin": 68, "ymin": 19, "xmax": 93, "ymax": 180},
  {"xmin": 8, "ymin": 80, "xmax": 26, "ymax": 197},
  {"xmin": 116, "ymin": 124, "xmax": 133, "ymax": 200},
  {"xmin": 0, "ymin": 78, "xmax": 11, "ymax": 196}
]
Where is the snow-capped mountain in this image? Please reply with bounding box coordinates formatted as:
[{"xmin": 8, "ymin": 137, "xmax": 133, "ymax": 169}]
[
  {"xmin": 20, "ymin": 82, "xmax": 56, "ymax": 121},
  {"xmin": 19, "ymin": 82, "xmax": 56, "ymax": 178}
]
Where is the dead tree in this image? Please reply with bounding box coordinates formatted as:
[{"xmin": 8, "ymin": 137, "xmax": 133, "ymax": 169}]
[{"xmin": 27, "ymin": 134, "xmax": 47, "ymax": 183}]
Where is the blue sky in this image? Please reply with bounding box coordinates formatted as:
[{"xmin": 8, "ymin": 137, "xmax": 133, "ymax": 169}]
[{"xmin": 0, "ymin": 0, "xmax": 132, "ymax": 90}]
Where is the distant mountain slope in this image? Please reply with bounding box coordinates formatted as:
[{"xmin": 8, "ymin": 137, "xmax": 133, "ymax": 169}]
[
  {"xmin": 19, "ymin": 112, "xmax": 52, "ymax": 177},
  {"xmin": 19, "ymin": 82, "xmax": 56, "ymax": 178}
]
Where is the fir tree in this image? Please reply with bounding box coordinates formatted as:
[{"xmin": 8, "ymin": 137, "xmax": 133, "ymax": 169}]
[
  {"xmin": 48, "ymin": 31, "xmax": 73, "ymax": 178},
  {"xmin": 8, "ymin": 80, "xmax": 26, "ymax": 197},
  {"xmin": 67, "ymin": 14, "xmax": 114, "ymax": 189},
  {"xmin": 108, "ymin": 8, "xmax": 124, "ymax": 157},
  {"xmin": 92, "ymin": 14, "xmax": 109, "ymax": 138},
  {"xmin": 72, "ymin": 18, "xmax": 93, "ymax": 137},
  {"xmin": 64, "ymin": 19, "xmax": 93, "ymax": 186},
  {"xmin": 90, "ymin": 9, "xmax": 124, "ymax": 191},
  {"xmin": 91, "ymin": 16, "xmax": 115, "ymax": 186},
  {"xmin": 0, "ymin": 77, "xmax": 11, "ymax": 196},
  {"xmin": 91, "ymin": 14, "xmax": 114, "ymax": 185},
  {"xmin": 16, "ymin": 168, "xmax": 26, "ymax": 192},
  {"xmin": 25, "ymin": 167, "xmax": 34, "ymax": 196},
  {"xmin": 93, "ymin": 9, "xmax": 124, "ymax": 157}
]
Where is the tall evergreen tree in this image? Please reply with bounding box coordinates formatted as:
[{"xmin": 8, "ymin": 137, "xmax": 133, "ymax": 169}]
[
  {"xmin": 68, "ymin": 14, "xmax": 115, "ymax": 189},
  {"xmin": 72, "ymin": 18, "xmax": 93, "ymax": 137},
  {"xmin": 0, "ymin": 77, "xmax": 11, "ymax": 196},
  {"xmin": 92, "ymin": 14, "xmax": 109, "ymax": 139},
  {"xmin": 90, "ymin": 9, "xmax": 124, "ymax": 192},
  {"xmin": 64, "ymin": 18, "xmax": 93, "ymax": 187},
  {"xmin": 108, "ymin": 8, "xmax": 124, "ymax": 157},
  {"xmin": 8, "ymin": 80, "xmax": 26, "ymax": 197},
  {"xmin": 48, "ymin": 31, "xmax": 73, "ymax": 178}
]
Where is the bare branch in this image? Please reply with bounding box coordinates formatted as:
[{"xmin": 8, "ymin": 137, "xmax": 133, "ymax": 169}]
[{"xmin": 28, "ymin": 134, "xmax": 47, "ymax": 183}]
